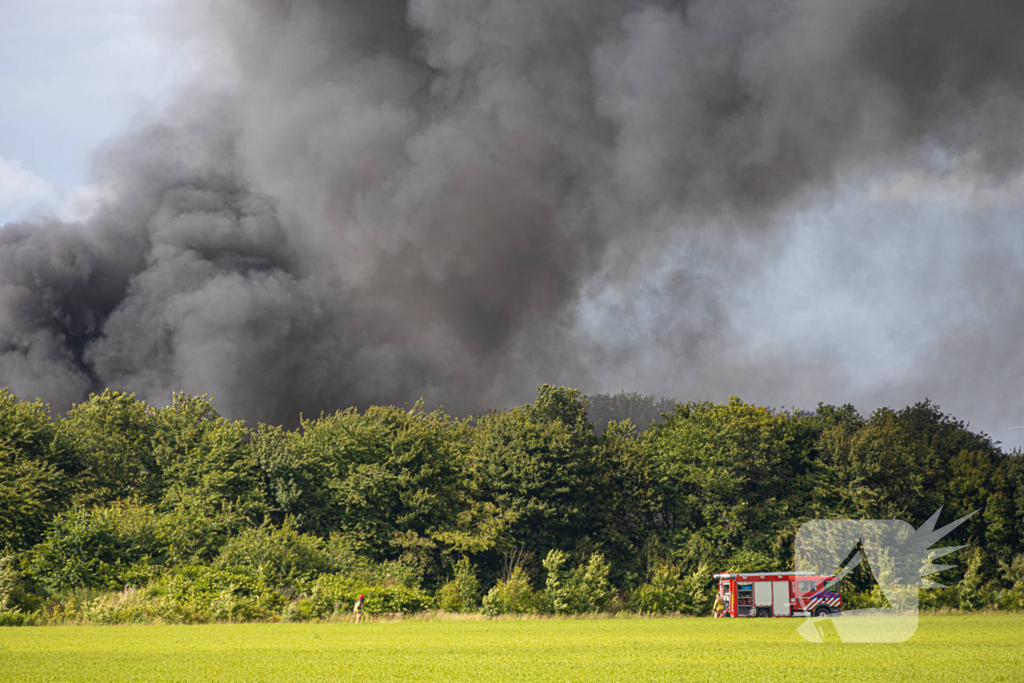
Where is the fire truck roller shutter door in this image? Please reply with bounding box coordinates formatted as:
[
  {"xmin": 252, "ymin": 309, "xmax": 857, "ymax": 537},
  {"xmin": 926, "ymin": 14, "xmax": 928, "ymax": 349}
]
[
  {"xmin": 772, "ymin": 581, "xmax": 790, "ymax": 616},
  {"xmin": 753, "ymin": 582, "xmax": 773, "ymax": 607}
]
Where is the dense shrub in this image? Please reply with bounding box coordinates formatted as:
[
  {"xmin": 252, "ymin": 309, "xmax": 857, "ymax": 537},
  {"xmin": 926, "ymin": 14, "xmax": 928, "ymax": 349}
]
[
  {"xmin": 160, "ymin": 498, "xmax": 245, "ymax": 566},
  {"xmin": 481, "ymin": 566, "xmax": 538, "ymax": 615},
  {"xmin": 918, "ymin": 586, "xmax": 959, "ymax": 610},
  {"xmin": 954, "ymin": 548, "xmax": 995, "ymax": 610},
  {"xmin": 150, "ymin": 394, "xmax": 262, "ymax": 516},
  {"xmin": 306, "ymin": 574, "xmax": 433, "ymax": 617},
  {"xmin": 56, "ymin": 390, "xmax": 158, "ymax": 505},
  {"xmin": 996, "ymin": 555, "xmax": 1024, "ymax": 610},
  {"xmin": 468, "ymin": 390, "xmax": 603, "ymax": 575},
  {"xmin": 0, "ymin": 457, "xmax": 69, "ymax": 553},
  {"xmin": 26, "ymin": 502, "xmax": 167, "ymax": 593},
  {"xmin": 0, "ymin": 610, "xmax": 37, "ymax": 626},
  {"xmin": 647, "ymin": 398, "xmax": 829, "ymax": 571},
  {"xmin": 630, "ymin": 563, "xmax": 713, "ymax": 615},
  {"xmin": 437, "ymin": 557, "xmax": 482, "ymax": 612},
  {"xmin": 154, "ymin": 565, "xmax": 286, "ymax": 623},
  {"xmin": 0, "ymin": 555, "xmax": 24, "ymax": 610},
  {"xmin": 0, "ymin": 390, "xmax": 72, "ymax": 552},
  {"xmin": 83, "ymin": 587, "xmax": 152, "ymax": 625},
  {"xmin": 543, "ymin": 550, "xmax": 615, "ymax": 614},
  {"xmin": 214, "ymin": 522, "xmax": 334, "ymax": 588},
  {"xmin": 281, "ymin": 404, "xmax": 471, "ymax": 569}
]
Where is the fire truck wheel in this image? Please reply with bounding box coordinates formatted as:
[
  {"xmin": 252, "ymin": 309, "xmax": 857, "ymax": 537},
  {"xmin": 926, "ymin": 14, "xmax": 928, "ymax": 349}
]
[
  {"xmin": 813, "ymin": 606, "xmax": 831, "ymax": 617},
  {"xmin": 755, "ymin": 609, "xmax": 771, "ymax": 618}
]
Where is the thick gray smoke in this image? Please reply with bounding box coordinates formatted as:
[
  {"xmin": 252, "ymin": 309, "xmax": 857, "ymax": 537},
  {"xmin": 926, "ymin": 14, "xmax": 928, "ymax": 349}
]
[{"xmin": 3, "ymin": 0, "xmax": 1024, "ymax": 438}]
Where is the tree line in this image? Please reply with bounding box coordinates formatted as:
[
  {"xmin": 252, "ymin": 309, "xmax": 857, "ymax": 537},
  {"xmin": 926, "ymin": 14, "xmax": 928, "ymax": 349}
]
[{"xmin": 1, "ymin": 385, "xmax": 1022, "ymax": 624}]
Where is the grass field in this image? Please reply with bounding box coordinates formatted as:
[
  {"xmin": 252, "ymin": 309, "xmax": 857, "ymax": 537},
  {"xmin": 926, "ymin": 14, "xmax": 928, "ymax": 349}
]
[{"xmin": 1, "ymin": 614, "xmax": 1021, "ymax": 682}]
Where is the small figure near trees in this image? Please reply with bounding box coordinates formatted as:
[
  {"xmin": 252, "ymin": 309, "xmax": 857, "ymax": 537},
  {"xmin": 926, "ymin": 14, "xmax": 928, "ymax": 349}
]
[
  {"xmin": 713, "ymin": 591, "xmax": 725, "ymax": 618},
  {"xmin": 353, "ymin": 594, "xmax": 365, "ymax": 623}
]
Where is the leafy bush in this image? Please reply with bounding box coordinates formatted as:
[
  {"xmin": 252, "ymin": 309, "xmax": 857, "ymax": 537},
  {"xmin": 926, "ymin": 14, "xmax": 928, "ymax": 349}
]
[
  {"xmin": 997, "ymin": 554, "xmax": 1024, "ymax": 610},
  {"xmin": 0, "ymin": 390, "xmax": 74, "ymax": 552},
  {"xmin": 25, "ymin": 498, "xmax": 250, "ymax": 595},
  {"xmin": 26, "ymin": 502, "xmax": 167, "ymax": 593},
  {"xmin": 0, "ymin": 456, "xmax": 69, "ymax": 553},
  {"xmin": 285, "ymin": 403, "xmax": 471, "ymax": 574},
  {"xmin": 630, "ymin": 563, "xmax": 713, "ymax": 615},
  {"xmin": 361, "ymin": 558, "xmax": 425, "ymax": 589},
  {"xmin": 543, "ymin": 550, "xmax": 615, "ymax": 614},
  {"xmin": 56, "ymin": 390, "xmax": 158, "ymax": 505},
  {"xmin": 630, "ymin": 564, "xmax": 686, "ymax": 614},
  {"xmin": 312, "ymin": 540, "xmax": 424, "ymax": 591},
  {"xmin": 840, "ymin": 584, "xmax": 891, "ymax": 610},
  {"xmin": 281, "ymin": 600, "xmax": 316, "ymax": 622},
  {"xmin": 154, "ymin": 565, "xmax": 285, "ymax": 623},
  {"xmin": 83, "ymin": 587, "xmax": 151, "ymax": 625},
  {"xmin": 438, "ymin": 557, "xmax": 482, "ymax": 612},
  {"xmin": 720, "ymin": 549, "xmax": 786, "ymax": 574},
  {"xmin": 0, "ymin": 610, "xmax": 37, "ymax": 626},
  {"xmin": 957, "ymin": 548, "xmax": 998, "ymax": 611},
  {"xmin": 306, "ymin": 574, "xmax": 433, "ymax": 617},
  {"xmin": 214, "ymin": 521, "xmax": 333, "ymax": 588},
  {"xmin": 481, "ymin": 566, "xmax": 538, "ymax": 615},
  {"xmin": 160, "ymin": 498, "xmax": 245, "ymax": 566},
  {"xmin": 919, "ymin": 586, "xmax": 959, "ymax": 610},
  {"xmin": 0, "ymin": 555, "xmax": 25, "ymax": 610},
  {"xmin": 150, "ymin": 394, "xmax": 261, "ymax": 516},
  {"xmin": 215, "ymin": 525, "xmax": 423, "ymax": 593}
]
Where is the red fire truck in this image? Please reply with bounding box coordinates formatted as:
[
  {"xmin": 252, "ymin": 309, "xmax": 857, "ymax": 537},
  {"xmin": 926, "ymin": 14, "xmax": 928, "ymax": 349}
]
[{"xmin": 713, "ymin": 571, "xmax": 842, "ymax": 618}]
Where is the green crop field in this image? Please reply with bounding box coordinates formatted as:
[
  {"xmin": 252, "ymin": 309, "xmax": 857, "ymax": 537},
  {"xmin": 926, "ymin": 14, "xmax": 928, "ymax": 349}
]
[{"xmin": 1, "ymin": 614, "xmax": 1021, "ymax": 682}]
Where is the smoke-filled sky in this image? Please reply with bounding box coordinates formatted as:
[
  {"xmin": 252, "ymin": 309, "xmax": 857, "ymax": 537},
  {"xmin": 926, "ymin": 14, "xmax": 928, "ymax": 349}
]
[{"xmin": 2, "ymin": 0, "xmax": 1023, "ymax": 449}]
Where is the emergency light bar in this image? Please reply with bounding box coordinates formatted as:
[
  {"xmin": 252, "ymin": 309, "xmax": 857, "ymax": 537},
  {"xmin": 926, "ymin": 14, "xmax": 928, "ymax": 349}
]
[{"xmin": 713, "ymin": 571, "xmax": 816, "ymax": 579}]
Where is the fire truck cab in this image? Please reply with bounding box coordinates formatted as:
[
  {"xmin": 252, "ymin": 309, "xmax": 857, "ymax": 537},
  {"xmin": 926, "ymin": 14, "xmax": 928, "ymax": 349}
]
[{"xmin": 713, "ymin": 572, "xmax": 842, "ymax": 618}]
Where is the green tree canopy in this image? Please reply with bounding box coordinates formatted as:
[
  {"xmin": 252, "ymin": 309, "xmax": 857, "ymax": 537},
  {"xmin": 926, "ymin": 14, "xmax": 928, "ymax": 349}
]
[
  {"xmin": 646, "ymin": 397, "xmax": 833, "ymax": 568},
  {"xmin": 57, "ymin": 390, "xmax": 157, "ymax": 505}
]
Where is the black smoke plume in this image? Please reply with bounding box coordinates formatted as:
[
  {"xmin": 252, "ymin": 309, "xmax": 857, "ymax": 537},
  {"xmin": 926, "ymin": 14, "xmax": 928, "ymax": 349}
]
[{"xmin": 3, "ymin": 0, "xmax": 1024, "ymax": 430}]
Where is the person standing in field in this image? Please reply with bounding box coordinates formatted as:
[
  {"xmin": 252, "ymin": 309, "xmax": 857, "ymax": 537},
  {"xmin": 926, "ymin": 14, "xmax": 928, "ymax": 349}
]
[
  {"xmin": 353, "ymin": 594, "xmax": 365, "ymax": 623},
  {"xmin": 713, "ymin": 591, "xmax": 725, "ymax": 618}
]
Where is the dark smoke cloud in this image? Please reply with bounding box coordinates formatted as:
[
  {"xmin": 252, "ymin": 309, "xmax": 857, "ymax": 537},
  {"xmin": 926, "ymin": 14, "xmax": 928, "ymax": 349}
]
[{"xmin": 2, "ymin": 0, "xmax": 1024, "ymax": 436}]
